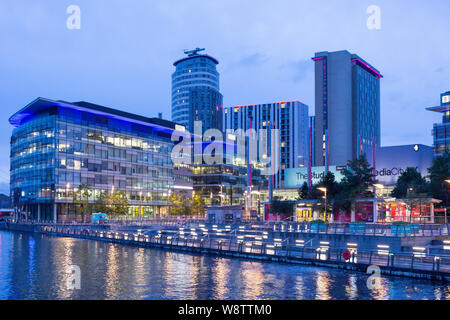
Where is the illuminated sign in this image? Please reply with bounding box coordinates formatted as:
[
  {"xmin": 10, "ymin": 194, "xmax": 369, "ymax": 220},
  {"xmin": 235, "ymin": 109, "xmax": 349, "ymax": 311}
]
[{"xmin": 285, "ymin": 166, "xmax": 345, "ymax": 188}]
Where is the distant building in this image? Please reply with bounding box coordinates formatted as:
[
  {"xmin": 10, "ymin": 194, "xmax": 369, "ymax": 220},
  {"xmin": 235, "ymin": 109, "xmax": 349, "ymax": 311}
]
[
  {"xmin": 223, "ymin": 101, "xmax": 309, "ymax": 188},
  {"xmin": 9, "ymin": 98, "xmax": 183, "ymax": 222},
  {"xmin": 285, "ymin": 144, "xmax": 434, "ymax": 191},
  {"xmin": 0, "ymin": 194, "xmax": 12, "ymax": 208},
  {"xmin": 313, "ymin": 50, "xmax": 382, "ymax": 167},
  {"xmin": 427, "ymin": 91, "xmax": 450, "ymax": 156},
  {"xmin": 172, "ymin": 48, "xmax": 223, "ymax": 133}
]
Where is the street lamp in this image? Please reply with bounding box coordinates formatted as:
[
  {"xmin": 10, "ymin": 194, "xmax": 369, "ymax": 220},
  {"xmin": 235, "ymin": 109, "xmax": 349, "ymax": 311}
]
[
  {"xmin": 139, "ymin": 191, "xmax": 143, "ymax": 221},
  {"xmin": 66, "ymin": 182, "xmax": 70, "ymax": 221},
  {"xmin": 373, "ymin": 184, "xmax": 384, "ymax": 223},
  {"xmin": 251, "ymin": 190, "xmax": 261, "ymax": 220},
  {"xmin": 317, "ymin": 187, "xmax": 327, "ymax": 221},
  {"xmin": 219, "ymin": 184, "xmax": 224, "ymax": 206}
]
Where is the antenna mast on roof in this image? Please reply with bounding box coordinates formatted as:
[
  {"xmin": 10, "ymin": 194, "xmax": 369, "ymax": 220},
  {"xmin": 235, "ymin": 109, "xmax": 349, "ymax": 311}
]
[{"xmin": 184, "ymin": 48, "xmax": 205, "ymax": 56}]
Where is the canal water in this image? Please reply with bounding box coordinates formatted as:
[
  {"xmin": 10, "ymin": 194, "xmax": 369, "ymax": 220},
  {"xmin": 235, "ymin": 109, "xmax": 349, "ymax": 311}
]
[{"xmin": 0, "ymin": 230, "xmax": 449, "ymax": 300}]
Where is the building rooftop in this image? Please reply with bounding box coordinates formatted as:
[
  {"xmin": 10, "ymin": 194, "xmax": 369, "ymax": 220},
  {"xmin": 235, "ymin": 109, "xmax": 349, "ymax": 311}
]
[
  {"xmin": 312, "ymin": 50, "xmax": 383, "ymax": 79},
  {"xmin": 426, "ymin": 91, "xmax": 450, "ymax": 113},
  {"xmin": 229, "ymin": 100, "xmax": 305, "ymax": 109},
  {"xmin": 9, "ymin": 97, "xmax": 183, "ymax": 132},
  {"xmin": 173, "ymin": 54, "xmax": 219, "ymax": 67}
]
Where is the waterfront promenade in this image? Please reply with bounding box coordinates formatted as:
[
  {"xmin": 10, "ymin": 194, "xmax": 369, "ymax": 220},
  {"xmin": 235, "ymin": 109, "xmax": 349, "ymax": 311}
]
[{"xmin": 2, "ymin": 219, "xmax": 448, "ymax": 282}]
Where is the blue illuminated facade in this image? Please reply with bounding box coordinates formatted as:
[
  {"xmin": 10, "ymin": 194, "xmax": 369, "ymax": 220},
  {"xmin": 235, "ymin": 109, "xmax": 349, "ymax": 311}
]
[
  {"xmin": 172, "ymin": 50, "xmax": 223, "ymax": 132},
  {"xmin": 10, "ymin": 98, "xmax": 181, "ymax": 222}
]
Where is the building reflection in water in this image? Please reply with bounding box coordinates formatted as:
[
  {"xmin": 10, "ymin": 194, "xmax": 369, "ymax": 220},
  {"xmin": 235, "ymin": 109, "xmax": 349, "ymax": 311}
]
[
  {"xmin": 1, "ymin": 231, "xmax": 450, "ymax": 300},
  {"xmin": 240, "ymin": 262, "xmax": 264, "ymax": 299},
  {"xmin": 293, "ymin": 275, "xmax": 305, "ymax": 300},
  {"xmin": 315, "ymin": 270, "xmax": 333, "ymax": 300},
  {"xmin": 368, "ymin": 277, "xmax": 390, "ymax": 300},
  {"xmin": 345, "ymin": 274, "xmax": 358, "ymax": 300},
  {"xmin": 105, "ymin": 244, "xmax": 120, "ymax": 299},
  {"xmin": 211, "ymin": 258, "xmax": 230, "ymax": 299},
  {"xmin": 163, "ymin": 252, "xmax": 192, "ymax": 299},
  {"xmin": 50, "ymin": 237, "xmax": 77, "ymax": 299}
]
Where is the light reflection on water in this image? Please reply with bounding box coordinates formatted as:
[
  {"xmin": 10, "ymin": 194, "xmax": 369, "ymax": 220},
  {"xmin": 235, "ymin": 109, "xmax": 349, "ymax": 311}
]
[{"xmin": 0, "ymin": 230, "xmax": 449, "ymax": 300}]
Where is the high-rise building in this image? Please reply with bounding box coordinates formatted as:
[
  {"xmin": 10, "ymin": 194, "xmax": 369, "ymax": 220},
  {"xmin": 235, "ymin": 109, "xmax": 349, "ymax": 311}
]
[
  {"xmin": 426, "ymin": 91, "xmax": 450, "ymax": 156},
  {"xmin": 313, "ymin": 50, "xmax": 382, "ymax": 167},
  {"xmin": 9, "ymin": 97, "xmax": 183, "ymax": 222},
  {"xmin": 224, "ymin": 101, "xmax": 309, "ymax": 188},
  {"xmin": 171, "ymin": 48, "xmax": 223, "ymax": 133}
]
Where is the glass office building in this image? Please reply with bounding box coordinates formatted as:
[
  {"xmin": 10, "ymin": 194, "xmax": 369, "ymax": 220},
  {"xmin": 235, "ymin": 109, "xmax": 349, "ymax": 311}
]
[
  {"xmin": 427, "ymin": 91, "xmax": 450, "ymax": 156},
  {"xmin": 172, "ymin": 49, "xmax": 223, "ymax": 133},
  {"xmin": 9, "ymin": 98, "xmax": 182, "ymax": 222},
  {"xmin": 223, "ymin": 101, "xmax": 309, "ymax": 188}
]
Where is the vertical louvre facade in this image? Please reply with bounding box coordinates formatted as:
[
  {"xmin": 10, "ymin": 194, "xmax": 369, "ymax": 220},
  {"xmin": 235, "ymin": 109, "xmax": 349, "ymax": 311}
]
[{"xmin": 223, "ymin": 101, "xmax": 309, "ymax": 188}]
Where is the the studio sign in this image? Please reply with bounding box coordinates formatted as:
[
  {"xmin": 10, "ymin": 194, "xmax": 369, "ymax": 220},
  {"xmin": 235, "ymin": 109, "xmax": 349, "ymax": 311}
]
[{"xmin": 375, "ymin": 166, "xmax": 418, "ymax": 177}]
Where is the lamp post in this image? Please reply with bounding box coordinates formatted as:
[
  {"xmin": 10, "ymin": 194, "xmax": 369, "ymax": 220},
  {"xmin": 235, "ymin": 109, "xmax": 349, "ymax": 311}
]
[
  {"xmin": 219, "ymin": 184, "xmax": 224, "ymax": 206},
  {"xmin": 168, "ymin": 189, "xmax": 172, "ymax": 219},
  {"xmin": 139, "ymin": 191, "xmax": 142, "ymax": 221},
  {"xmin": 317, "ymin": 187, "xmax": 327, "ymax": 222},
  {"xmin": 243, "ymin": 191, "xmax": 248, "ymax": 219},
  {"xmin": 251, "ymin": 190, "xmax": 261, "ymax": 220},
  {"xmin": 373, "ymin": 183, "xmax": 384, "ymax": 223},
  {"xmin": 444, "ymin": 180, "xmax": 450, "ymax": 224},
  {"xmin": 66, "ymin": 183, "xmax": 70, "ymax": 222}
]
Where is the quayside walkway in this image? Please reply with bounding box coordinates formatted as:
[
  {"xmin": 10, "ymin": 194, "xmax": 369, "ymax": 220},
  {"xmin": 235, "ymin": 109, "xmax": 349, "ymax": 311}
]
[{"xmin": 38, "ymin": 224, "xmax": 450, "ymax": 282}]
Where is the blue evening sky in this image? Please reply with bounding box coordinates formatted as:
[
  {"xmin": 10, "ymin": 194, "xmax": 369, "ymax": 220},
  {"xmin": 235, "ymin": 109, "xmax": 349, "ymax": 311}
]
[{"xmin": 0, "ymin": 0, "xmax": 449, "ymax": 194}]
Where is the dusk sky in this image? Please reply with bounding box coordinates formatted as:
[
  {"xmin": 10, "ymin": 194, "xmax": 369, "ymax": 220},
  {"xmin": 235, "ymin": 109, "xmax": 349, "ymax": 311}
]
[{"xmin": 0, "ymin": 0, "xmax": 449, "ymax": 194}]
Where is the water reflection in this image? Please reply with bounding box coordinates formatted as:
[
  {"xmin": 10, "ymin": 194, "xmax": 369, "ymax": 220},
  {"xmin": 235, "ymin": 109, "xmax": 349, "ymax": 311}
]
[
  {"xmin": 0, "ymin": 231, "xmax": 449, "ymax": 300},
  {"xmin": 315, "ymin": 270, "xmax": 333, "ymax": 300}
]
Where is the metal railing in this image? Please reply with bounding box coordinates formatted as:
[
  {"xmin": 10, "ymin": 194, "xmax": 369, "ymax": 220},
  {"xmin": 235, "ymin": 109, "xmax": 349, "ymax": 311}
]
[{"xmin": 39, "ymin": 225, "xmax": 450, "ymax": 276}]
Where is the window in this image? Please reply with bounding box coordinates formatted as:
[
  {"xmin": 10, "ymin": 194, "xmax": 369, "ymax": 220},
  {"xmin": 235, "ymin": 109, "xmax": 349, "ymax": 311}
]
[{"xmin": 443, "ymin": 95, "xmax": 450, "ymax": 104}]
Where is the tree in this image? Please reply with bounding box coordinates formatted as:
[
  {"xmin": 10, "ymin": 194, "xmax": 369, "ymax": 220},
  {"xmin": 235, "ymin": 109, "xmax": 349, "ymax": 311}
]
[
  {"xmin": 298, "ymin": 182, "xmax": 309, "ymax": 200},
  {"xmin": 191, "ymin": 194, "xmax": 206, "ymax": 217},
  {"xmin": 340, "ymin": 155, "xmax": 375, "ymax": 200},
  {"xmin": 169, "ymin": 192, "xmax": 190, "ymax": 216},
  {"xmin": 73, "ymin": 184, "xmax": 92, "ymax": 222},
  {"xmin": 318, "ymin": 171, "xmax": 341, "ymax": 198},
  {"xmin": 391, "ymin": 167, "xmax": 429, "ymax": 199},
  {"xmin": 337, "ymin": 155, "xmax": 376, "ymax": 215},
  {"xmin": 93, "ymin": 190, "xmax": 109, "ymax": 214},
  {"xmin": 428, "ymin": 151, "xmax": 450, "ymax": 206},
  {"xmin": 92, "ymin": 190, "xmax": 129, "ymax": 216},
  {"xmin": 110, "ymin": 190, "xmax": 129, "ymax": 216}
]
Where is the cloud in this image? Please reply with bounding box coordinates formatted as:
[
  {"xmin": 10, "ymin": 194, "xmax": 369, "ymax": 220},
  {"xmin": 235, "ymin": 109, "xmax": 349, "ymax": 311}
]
[
  {"xmin": 238, "ymin": 53, "xmax": 269, "ymax": 67},
  {"xmin": 286, "ymin": 59, "xmax": 313, "ymax": 83}
]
